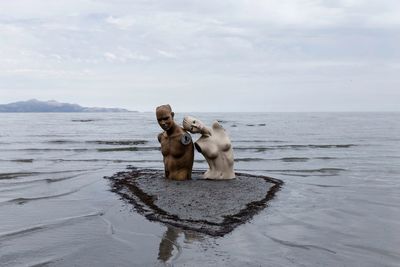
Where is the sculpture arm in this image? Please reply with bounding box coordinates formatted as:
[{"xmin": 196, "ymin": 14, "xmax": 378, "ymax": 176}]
[{"xmin": 199, "ymin": 126, "xmax": 211, "ymax": 137}]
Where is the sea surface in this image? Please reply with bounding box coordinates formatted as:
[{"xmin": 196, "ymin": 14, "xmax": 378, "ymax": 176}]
[{"xmin": 0, "ymin": 112, "xmax": 399, "ymax": 267}]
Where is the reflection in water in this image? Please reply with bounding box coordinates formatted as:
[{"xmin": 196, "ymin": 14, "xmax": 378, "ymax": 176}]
[
  {"xmin": 158, "ymin": 227, "xmax": 203, "ymax": 263},
  {"xmin": 158, "ymin": 227, "xmax": 180, "ymax": 262}
]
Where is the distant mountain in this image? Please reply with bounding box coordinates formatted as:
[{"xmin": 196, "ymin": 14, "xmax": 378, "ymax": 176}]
[{"xmin": 0, "ymin": 99, "xmax": 133, "ymax": 112}]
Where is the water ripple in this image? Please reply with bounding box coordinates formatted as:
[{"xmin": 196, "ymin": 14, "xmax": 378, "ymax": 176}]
[
  {"xmin": 266, "ymin": 235, "xmax": 337, "ymax": 254},
  {"xmin": 0, "ymin": 211, "xmax": 103, "ymax": 241}
]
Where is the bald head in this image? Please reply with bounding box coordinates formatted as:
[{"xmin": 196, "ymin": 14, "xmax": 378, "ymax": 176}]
[
  {"xmin": 156, "ymin": 104, "xmax": 172, "ymax": 113},
  {"xmin": 156, "ymin": 104, "xmax": 175, "ymax": 131}
]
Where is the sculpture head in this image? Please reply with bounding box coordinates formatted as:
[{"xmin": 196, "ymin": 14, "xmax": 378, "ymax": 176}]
[
  {"xmin": 183, "ymin": 116, "xmax": 205, "ymax": 134},
  {"xmin": 156, "ymin": 104, "xmax": 174, "ymax": 131}
]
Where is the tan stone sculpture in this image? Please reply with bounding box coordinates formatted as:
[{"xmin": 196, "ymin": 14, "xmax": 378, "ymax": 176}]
[
  {"xmin": 156, "ymin": 105, "xmax": 194, "ymax": 180},
  {"xmin": 183, "ymin": 116, "xmax": 235, "ymax": 179}
]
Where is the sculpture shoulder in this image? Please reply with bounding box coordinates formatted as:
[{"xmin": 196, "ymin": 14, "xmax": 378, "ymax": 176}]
[
  {"xmin": 157, "ymin": 132, "xmax": 166, "ymax": 143},
  {"xmin": 180, "ymin": 132, "xmax": 192, "ymax": 146},
  {"xmin": 175, "ymin": 126, "xmax": 186, "ymax": 135},
  {"xmin": 158, "ymin": 129, "xmax": 192, "ymax": 146}
]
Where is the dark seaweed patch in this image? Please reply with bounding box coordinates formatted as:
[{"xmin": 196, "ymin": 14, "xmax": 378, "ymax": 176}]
[
  {"xmin": 269, "ymin": 168, "xmax": 345, "ymax": 173},
  {"xmin": 50, "ymin": 159, "xmax": 162, "ymax": 163},
  {"xmin": 87, "ymin": 140, "xmax": 148, "ymax": 145},
  {"xmin": 10, "ymin": 159, "xmax": 34, "ymax": 163},
  {"xmin": 0, "ymin": 172, "xmax": 37, "ymax": 180},
  {"xmin": 71, "ymin": 119, "xmax": 96, "ymax": 122},
  {"xmin": 280, "ymin": 157, "xmax": 309, "ymax": 162},
  {"xmin": 235, "ymin": 158, "xmax": 265, "ymax": 162},
  {"xmin": 97, "ymin": 146, "xmax": 159, "ymax": 152},
  {"xmin": 15, "ymin": 148, "xmax": 89, "ymax": 152},
  {"xmin": 47, "ymin": 140, "xmax": 79, "ymax": 144},
  {"xmin": 267, "ymin": 168, "xmax": 345, "ymax": 177},
  {"xmin": 235, "ymin": 144, "xmax": 357, "ymax": 152},
  {"xmin": 315, "ymin": 157, "xmax": 337, "ymax": 160},
  {"xmin": 279, "ymin": 144, "xmax": 356, "ymax": 149},
  {"xmin": 234, "ymin": 140, "xmax": 267, "ymax": 143}
]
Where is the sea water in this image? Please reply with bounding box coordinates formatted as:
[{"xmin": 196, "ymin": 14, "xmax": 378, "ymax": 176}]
[{"xmin": 0, "ymin": 112, "xmax": 399, "ymax": 266}]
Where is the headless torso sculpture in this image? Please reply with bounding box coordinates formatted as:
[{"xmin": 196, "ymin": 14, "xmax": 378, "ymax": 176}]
[
  {"xmin": 183, "ymin": 116, "xmax": 235, "ymax": 179},
  {"xmin": 156, "ymin": 105, "xmax": 194, "ymax": 180}
]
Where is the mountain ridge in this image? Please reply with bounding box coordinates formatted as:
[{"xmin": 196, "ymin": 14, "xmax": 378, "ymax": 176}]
[{"xmin": 0, "ymin": 99, "xmax": 133, "ymax": 112}]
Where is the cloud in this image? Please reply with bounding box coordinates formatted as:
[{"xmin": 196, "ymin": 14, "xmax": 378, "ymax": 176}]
[
  {"xmin": 0, "ymin": 0, "xmax": 399, "ymax": 111},
  {"xmin": 103, "ymin": 48, "xmax": 150, "ymax": 62},
  {"xmin": 103, "ymin": 52, "xmax": 117, "ymax": 61},
  {"xmin": 105, "ymin": 15, "xmax": 135, "ymax": 30},
  {"xmin": 157, "ymin": 49, "xmax": 176, "ymax": 58}
]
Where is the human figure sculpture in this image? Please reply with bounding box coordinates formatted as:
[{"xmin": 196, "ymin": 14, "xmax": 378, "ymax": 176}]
[
  {"xmin": 183, "ymin": 116, "xmax": 235, "ymax": 179},
  {"xmin": 156, "ymin": 105, "xmax": 194, "ymax": 180}
]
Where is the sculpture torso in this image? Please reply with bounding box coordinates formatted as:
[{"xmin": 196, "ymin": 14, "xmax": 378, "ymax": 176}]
[
  {"xmin": 158, "ymin": 126, "xmax": 194, "ymax": 180},
  {"xmin": 195, "ymin": 124, "xmax": 235, "ymax": 179}
]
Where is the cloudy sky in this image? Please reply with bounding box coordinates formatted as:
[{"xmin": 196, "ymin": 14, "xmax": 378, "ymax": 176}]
[{"xmin": 0, "ymin": 0, "xmax": 399, "ymax": 111}]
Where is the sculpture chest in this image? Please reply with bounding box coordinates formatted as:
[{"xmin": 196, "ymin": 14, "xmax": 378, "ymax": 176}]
[
  {"xmin": 196, "ymin": 133, "xmax": 232, "ymax": 160},
  {"xmin": 160, "ymin": 133, "xmax": 189, "ymax": 158}
]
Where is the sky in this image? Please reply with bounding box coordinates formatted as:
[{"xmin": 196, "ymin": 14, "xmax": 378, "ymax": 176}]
[{"xmin": 0, "ymin": 0, "xmax": 399, "ymax": 112}]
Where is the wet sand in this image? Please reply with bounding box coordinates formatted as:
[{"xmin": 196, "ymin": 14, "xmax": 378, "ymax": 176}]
[{"xmin": 105, "ymin": 167, "xmax": 283, "ymax": 236}]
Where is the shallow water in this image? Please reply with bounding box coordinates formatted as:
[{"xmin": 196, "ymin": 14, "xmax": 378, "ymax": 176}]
[{"xmin": 0, "ymin": 112, "xmax": 399, "ymax": 267}]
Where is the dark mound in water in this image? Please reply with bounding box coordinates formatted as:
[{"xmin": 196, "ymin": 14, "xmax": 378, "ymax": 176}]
[{"xmin": 105, "ymin": 168, "xmax": 283, "ymax": 237}]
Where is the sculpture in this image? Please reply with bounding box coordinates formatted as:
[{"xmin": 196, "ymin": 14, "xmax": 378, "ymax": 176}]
[
  {"xmin": 183, "ymin": 116, "xmax": 235, "ymax": 179},
  {"xmin": 156, "ymin": 105, "xmax": 194, "ymax": 180}
]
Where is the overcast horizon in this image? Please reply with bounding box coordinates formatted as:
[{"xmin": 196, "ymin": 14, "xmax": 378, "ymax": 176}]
[{"xmin": 1, "ymin": 0, "xmax": 399, "ymax": 112}]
